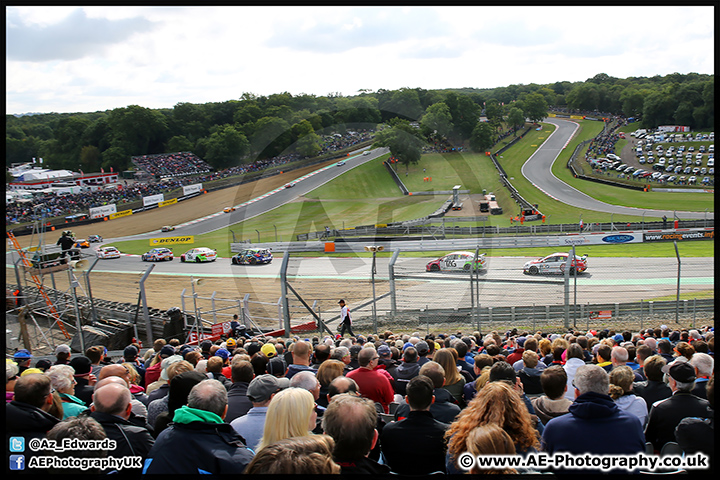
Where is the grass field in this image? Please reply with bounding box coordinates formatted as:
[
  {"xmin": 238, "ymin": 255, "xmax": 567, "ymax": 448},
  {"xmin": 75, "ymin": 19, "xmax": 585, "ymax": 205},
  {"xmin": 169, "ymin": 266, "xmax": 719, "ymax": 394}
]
[{"xmin": 110, "ymin": 120, "xmax": 713, "ymax": 257}]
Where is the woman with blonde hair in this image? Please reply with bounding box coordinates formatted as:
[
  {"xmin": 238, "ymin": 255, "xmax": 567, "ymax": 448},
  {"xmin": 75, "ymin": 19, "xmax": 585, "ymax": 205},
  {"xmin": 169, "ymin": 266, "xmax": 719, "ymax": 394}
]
[
  {"xmin": 433, "ymin": 348, "xmax": 466, "ymax": 407},
  {"xmin": 445, "ymin": 381, "xmax": 539, "ymax": 473},
  {"xmin": 256, "ymin": 387, "xmax": 317, "ymax": 452},
  {"xmin": 609, "ymin": 366, "xmax": 648, "ymax": 426},
  {"xmin": 315, "ymin": 359, "xmax": 344, "ymax": 408}
]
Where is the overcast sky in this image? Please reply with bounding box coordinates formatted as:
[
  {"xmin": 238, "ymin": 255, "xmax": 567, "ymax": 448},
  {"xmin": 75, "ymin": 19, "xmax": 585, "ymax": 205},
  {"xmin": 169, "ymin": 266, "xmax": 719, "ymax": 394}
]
[{"xmin": 6, "ymin": 6, "xmax": 715, "ymax": 115}]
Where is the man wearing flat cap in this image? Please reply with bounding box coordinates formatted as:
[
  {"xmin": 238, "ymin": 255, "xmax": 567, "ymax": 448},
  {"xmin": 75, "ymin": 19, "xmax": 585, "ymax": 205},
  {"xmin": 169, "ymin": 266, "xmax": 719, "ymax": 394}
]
[
  {"xmin": 644, "ymin": 359, "xmax": 713, "ymax": 452},
  {"xmin": 230, "ymin": 374, "xmax": 288, "ymax": 450}
]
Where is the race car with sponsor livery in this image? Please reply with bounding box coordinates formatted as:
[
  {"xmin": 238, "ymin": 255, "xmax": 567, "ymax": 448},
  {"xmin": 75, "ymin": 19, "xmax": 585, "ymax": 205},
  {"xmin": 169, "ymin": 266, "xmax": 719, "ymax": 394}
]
[
  {"xmin": 74, "ymin": 239, "xmax": 90, "ymax": 248},
  {"xmin": 231, "ymin": 248, "xmax": 273, "ymax": 265},
  {"xmin": 180, "ymin": 247, "xmax": 217, "ymax": 263},
  {"xmin": 97, "ymin": 246, "xmax": 121, "ymax": 259},
  {"xmin": 88, "ymin": 235, "xmax": 103, "ymax": 243},
  {"xmin": 523, "ymin": 252, "xmax": 588, "ymax": 275},
  {"xmin": 223, "ymin": 206, "xmax": 236, "ymax": 213},
  {"xmin": 161, "ymin": 225, "xmax": 175, "ymax": 232},
  {"xmin": 142, "ymin": 247, "xmax": 174, "ymax": 262},
  {"xmin": 426, "ymin": 251, "xmax": 487, "ymax": 272}
]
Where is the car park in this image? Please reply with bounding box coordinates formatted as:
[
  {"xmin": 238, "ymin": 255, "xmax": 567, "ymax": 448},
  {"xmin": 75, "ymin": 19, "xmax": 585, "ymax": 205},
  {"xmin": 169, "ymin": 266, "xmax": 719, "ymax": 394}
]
[
  {"xmin": 688, "ymin": 176, "xmax": 697, "ymax": 185},
  {"xmin": 678, "ymin": 176, "xmax": 687, "ymax": 184},
  {"xmin": 624, "ymin": 167, "xmax": 635, "ymax": 174},
  {"xmin": 651, "ymin": 172, "xmax": 662, "ymax": 179},
  {"xmin": 695, "ymin": 159, "xmax": 703, "ymax": 166},
  {"xmin": 684, "ymin": 166, "xmax": 692, "ymax": 174},
  {"xmin": 674, "ymin": 165, "xmax": 683, "ymax": 174},
  {"xmin": 689, "ymin": 146, "xmax": 695, "ymax": 152},
  {"xmin": 692, "ymin": 167, "xmax": 700, "ymax": 174},
  {"xmin": 702, "ymin": 176, "xmax": 711, "ymax": 185},
  {"xmin": 142, "ymin": 247, "xmax": 174, "ymax": 262},
  {"xmin": 231, "ymin": 248, "xmax": 273, "ymax": 265},
  {"xmin": 664, "ymin": 165, "xmax": 674, "ymax": 173},
  {"xmin": 97, "ymin": 246, "xmax": 121, "ymax": 259},
  {"xmin": 707, "ymin": 159, "xmax": 714, "ymax": 167},
  {"xmin": 667, "ymin": 175, "xmax": 677, "ymax": 183},
  {"xmin": 700, "ymin": 167, "xmax": 707, "ymax": 175},
  {"xmin": 709, "ymin": 168, "xmax": 714, "ymax": 175},
  {"xmin": 180, "ymin": 247, "xmax": 217, "ymax": 263},
  {"xmin": 523, "ymin": 252, "xmax": 588, "ymax": 276},
  {"xmin": 426, "ymin": 251, "xmax": 487, "ymax": 272},
  {"xmin": 632, "ymin": 169, "xmax": 645, "ymax": 177},
  {"xmin": 606, "ymin": 154, "xmax": 620, "ymax": 161},
  {"xmin": 161, "ymin": 225, "xmax": 175, "ymax": 232},
  {"xmin": 638, "ymin": 156, "xmax": 646, "ymax": 164}
]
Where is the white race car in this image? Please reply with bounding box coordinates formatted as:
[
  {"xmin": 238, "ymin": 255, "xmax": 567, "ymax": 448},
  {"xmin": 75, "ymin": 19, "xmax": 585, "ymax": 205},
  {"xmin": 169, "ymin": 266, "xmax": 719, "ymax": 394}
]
[
  {"xmin": 96, "ymin": 246, "xmax": 121, "ymax": 259},
  {"xmin": 180, "ymin": 247, "xmax": 217, "ymax": 263},
  {"xmin": 523, "ymin": 252, "xmax": 588, "ymax": 275}
]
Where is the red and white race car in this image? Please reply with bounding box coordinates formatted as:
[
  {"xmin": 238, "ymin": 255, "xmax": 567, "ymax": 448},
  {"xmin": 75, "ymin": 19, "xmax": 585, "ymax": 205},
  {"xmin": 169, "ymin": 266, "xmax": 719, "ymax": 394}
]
[{"xmin": 523, "ymin": 252, "xmax": 588, "ymax": 275}]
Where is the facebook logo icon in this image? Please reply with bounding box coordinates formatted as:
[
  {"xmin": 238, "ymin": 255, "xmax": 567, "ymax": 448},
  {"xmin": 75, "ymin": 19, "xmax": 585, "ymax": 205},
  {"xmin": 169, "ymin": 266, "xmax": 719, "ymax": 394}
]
[{"xmin": 10, "ymin": 455, "xmax": 25, "ymax": 471}]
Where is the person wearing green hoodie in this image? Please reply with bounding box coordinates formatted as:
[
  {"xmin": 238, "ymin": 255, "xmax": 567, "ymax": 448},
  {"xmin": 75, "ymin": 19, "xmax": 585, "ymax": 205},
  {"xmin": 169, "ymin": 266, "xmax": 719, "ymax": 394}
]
[{"xmin": 142, "ymin": 378, "xmax": 254, "ymax": 475}]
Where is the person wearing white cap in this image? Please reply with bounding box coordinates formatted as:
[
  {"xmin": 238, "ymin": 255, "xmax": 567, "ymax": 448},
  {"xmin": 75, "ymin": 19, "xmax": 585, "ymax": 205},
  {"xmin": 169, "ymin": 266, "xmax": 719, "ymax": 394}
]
[{"xmin": 54, "ymin": 344, "xmax": 71, "ymax": 365}]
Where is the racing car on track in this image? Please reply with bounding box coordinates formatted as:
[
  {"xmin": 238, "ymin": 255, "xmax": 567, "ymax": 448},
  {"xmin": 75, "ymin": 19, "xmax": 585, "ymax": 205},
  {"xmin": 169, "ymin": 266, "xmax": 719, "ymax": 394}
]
[
  {"xmin": 223, "ymin": 206, "xmax": 236, "ymax": 213},
  {"xmin": 426, "ymin": 251, "xmax": 487, "ymax": 272},
  {"xmin": 161, "ymin": 225, "xmax": 175, "ymax": 232},
  {"xmin": 180, "ymin": 247, "xmax": 217, "ymax": 263},
  {"xmin": 231, "ymin": 248, "xmax": 273, "ymax": 265},
  {"xmin": 74, "ymin": 239, "xmax": 90, "ymax": 248},
  {"xmin": 142, "ymin": 247, "xmax": 174, "ymax": 262},
  {"xmin": 97, "ymin": 246, "xmax": 121, "ymax": 259},
  {"xmin": 523, "ymin": 252, "xmax": 588, "ymax": 275}
]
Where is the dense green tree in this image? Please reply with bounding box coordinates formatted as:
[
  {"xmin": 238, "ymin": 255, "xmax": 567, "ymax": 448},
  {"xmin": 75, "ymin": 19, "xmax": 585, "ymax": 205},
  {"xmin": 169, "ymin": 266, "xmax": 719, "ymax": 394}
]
[
  {"xmin": 166, "ymin": 135, "xmax": 195, "ymax": 153},
  {"xmin": 373, "ymin": 120, "xmax": 424, "ymax": 173},
  {"xmin": 197, "ymin": 125, "xmax": 250, "ymax": 168},
  {"xmin": 520, "ymin": 93, "xmax": 548, "ymax": 124},
  {"xmin": 420, "ymin": 102, "xmax": 453, "ymax": 138},
  {"xmin": 250, "ymin": 116, "xmax": 293, "ymax": 159},
  {"xmin": 79, "ymin": 145, "xmax": 101, "ymax": 172},
  {"xmin": 469, "ymin": 122, "xmax": 494, "ymax": 153},
  {"xmin": 506, "ymin": 107, "xmax": 525, "ymax": 134},
  {"xmin": 107, "ymin": 105, "xmax": 168, "ymax": 156}
]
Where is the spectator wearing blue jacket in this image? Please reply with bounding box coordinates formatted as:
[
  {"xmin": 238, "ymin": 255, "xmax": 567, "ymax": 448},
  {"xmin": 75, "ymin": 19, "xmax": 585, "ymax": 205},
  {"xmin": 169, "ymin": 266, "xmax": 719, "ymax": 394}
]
[{"xmin": 542, "ymin": 364, "xmax": 645, "ymax": 474}]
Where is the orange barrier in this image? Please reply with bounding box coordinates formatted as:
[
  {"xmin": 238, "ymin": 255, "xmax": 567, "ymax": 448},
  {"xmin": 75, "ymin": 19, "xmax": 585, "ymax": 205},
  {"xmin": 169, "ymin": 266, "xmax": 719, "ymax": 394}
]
[{"xmin": 324, "ymin": 242, "xmax": 335, "ymax": 253}]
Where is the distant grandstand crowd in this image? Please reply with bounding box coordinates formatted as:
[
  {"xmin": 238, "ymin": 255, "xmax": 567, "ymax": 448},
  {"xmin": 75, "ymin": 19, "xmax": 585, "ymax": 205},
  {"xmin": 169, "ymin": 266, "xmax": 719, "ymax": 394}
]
[{"xmin": 6, "ymin": 131, "xmax": 375, "ymax": 226}]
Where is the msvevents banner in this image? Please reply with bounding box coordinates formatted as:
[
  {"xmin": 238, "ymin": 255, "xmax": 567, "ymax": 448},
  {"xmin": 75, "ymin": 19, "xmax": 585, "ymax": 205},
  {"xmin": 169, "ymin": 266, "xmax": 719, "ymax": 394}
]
[{"xmin": 557, "ymin": 233, "xmax": 643, "ymax": 246}]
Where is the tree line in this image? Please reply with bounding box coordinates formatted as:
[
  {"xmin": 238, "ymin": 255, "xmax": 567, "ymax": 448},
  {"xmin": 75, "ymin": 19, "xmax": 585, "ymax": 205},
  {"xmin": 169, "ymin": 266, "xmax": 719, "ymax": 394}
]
[{"xmin": 5, "ymin": 72, "xmax": 714, "ymax": 176}]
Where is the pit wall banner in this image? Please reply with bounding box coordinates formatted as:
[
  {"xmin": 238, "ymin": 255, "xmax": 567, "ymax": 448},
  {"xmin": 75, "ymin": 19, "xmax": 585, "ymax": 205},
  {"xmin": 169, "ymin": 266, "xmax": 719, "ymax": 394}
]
[
  {"xmin": 110, "ymin": 209, "xmax": 133, "ymax": 220},
  {"xmin": 149, "ymin": 236, "xmax": 194, "ymax": 246},
  {"xmin": 644, "ymin": 230, "xmax": 714, "ymax": 242},
  {"xmin": 143, "ymin": 194, "xmax": 164, "ymax": 207},
  {"xmin": 89, "ymin": 204, "xmax": 117, "ymax": 219},
  {"xmin": 159, "ymin": 198, "xmax": 178, "ymax": 207},
  {"xmin": 183, "ymin": 183, "xmax": 203, "ymax": 195},
  {"xmin": 557, "ymin": 233, "xmax": 643, "ymax": 246}
]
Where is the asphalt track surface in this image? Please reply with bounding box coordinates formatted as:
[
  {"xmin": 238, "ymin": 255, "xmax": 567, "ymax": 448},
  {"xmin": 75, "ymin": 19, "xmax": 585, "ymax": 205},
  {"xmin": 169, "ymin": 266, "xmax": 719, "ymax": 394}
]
[{"xmin": 523, "ymin": 118, "xmax": 713, "ymax": 220}]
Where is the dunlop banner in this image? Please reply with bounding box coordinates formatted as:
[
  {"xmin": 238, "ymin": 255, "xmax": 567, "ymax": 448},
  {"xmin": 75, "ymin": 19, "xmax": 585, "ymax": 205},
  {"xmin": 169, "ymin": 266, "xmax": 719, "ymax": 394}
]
[
  {"xmin": 644, "ymin": 230, "xmax": 714, "ymax": 242},
  {"xmin": 150, "ymin": 236, "xmax": 194, "ymax": 246},
  {"xmin": 159, "ymin": 198, "xmax": 178, "ymax": 208},
  {"xmin": 110, "ymin": 209, "xmax": 133, "ymax": 220}
]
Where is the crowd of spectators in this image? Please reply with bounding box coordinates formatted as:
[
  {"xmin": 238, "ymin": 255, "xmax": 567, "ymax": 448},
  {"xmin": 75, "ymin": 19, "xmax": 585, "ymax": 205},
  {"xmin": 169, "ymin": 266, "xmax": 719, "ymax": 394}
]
[
  {"xmin": 7, "ymin": 130, "xmax": 375, "ymax": 227},
  {"xmin": 132, "ymin": 152, "xmax": 212, "ymax": 178},
  {"xmin": 6, "ymin": 322, "xmax": 714, "ymax": 475}
]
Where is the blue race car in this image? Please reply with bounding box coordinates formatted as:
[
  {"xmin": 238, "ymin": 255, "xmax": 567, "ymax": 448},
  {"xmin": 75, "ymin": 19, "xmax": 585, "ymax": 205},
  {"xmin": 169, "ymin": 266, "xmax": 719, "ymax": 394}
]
[{"xmin": 231, "ymin": 248, "xmax": 272, "ymax": 265}]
